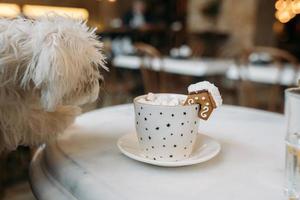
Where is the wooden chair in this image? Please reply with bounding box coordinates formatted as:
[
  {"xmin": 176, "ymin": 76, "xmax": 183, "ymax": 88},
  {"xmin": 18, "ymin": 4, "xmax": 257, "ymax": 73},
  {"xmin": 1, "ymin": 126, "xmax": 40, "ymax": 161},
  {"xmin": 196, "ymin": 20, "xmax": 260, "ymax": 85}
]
[
  {"xmin": 134, "ymin": 43, "xmax": 168, "ymax": 93},
  {"xmin": 236, "ymin": 46, "xmax": 299, "ymax": 111},
  {"xmin": 102, "ymin": 59, "xmax": 138, "ymax": 105},
  {"xmin": 135, "ymin": 42, "xmax": 195, "ymax": 94},
  {"xmin": 188, "ymin": 36, "xmax": 204, "ymax": 58},
  {"xmin": 100, "ymin": 42, "xmax": 139, "ymax": 106}
]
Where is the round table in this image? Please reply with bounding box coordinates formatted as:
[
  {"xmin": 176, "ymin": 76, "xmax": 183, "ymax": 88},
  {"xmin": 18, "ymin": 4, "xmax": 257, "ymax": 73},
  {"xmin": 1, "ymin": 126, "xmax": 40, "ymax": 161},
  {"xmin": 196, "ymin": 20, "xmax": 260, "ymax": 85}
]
[{"xmin": 29, "ymin": 104, "xmax": 286, "ymax": 200}]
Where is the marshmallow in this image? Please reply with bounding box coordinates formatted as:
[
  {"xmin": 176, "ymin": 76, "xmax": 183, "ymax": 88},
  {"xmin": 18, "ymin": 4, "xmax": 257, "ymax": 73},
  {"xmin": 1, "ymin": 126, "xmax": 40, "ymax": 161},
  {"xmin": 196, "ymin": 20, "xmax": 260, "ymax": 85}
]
[{"xmin": 137, "ymin": 93, "xmax": 186, "ymax": 106}]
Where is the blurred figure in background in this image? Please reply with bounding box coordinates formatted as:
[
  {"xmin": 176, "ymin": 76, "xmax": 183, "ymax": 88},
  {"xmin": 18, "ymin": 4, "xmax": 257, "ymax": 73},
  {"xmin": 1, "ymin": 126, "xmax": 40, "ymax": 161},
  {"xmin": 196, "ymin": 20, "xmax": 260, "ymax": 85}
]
[{"xmin": 122, "ymin": 0, "xmax": 153, "ymax": 29}]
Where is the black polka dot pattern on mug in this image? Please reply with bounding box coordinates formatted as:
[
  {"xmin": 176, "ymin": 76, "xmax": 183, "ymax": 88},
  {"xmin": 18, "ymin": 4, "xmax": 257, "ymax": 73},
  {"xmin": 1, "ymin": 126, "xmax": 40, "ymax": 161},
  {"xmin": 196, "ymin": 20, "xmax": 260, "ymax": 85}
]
[{"xmin": 135, "ymin": 104, "xmax": 199, "ymax": 161}]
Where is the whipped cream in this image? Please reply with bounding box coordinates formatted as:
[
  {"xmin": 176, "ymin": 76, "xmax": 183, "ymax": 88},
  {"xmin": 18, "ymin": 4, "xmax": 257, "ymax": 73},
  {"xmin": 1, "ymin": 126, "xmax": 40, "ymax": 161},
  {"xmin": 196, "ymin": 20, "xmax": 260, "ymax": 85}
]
[
  {"xmin": 187, "ymin": 81, "xmax": 222, "ymax": 107},
  {"xmin": 137, "ymin": 93, "xmax": 186, "ymax": 106}
]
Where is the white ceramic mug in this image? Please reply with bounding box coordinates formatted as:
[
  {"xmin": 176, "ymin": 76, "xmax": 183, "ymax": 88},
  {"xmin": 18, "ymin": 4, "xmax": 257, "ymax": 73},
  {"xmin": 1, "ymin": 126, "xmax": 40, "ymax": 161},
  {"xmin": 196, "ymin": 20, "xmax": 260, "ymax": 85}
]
[{"xmin": 134, "ymin": 94, "xmax": 200, "ymax": 161}]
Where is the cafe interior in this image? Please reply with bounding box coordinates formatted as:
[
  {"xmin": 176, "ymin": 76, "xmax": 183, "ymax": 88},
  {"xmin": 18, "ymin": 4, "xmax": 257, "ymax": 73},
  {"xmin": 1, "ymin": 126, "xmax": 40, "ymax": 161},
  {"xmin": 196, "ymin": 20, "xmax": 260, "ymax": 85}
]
[{"xmin": 0, "ymin": 0, "xmax": 300, "ymax": 199}]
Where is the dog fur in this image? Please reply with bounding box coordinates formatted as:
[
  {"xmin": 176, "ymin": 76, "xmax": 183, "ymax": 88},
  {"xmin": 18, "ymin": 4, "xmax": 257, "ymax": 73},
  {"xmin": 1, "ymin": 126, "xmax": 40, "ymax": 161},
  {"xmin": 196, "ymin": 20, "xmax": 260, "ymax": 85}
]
[{"xmin": 0, "ymin": 16, "xmax": 106, "ymax": 153}]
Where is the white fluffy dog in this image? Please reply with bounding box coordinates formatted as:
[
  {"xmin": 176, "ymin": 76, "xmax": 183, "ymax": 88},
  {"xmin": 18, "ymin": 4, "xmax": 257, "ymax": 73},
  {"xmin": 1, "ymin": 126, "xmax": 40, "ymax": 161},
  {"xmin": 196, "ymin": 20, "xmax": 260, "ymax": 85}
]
[{"xmin": 0, "ymin": 16, "xmax": 106, "ymax": 153}]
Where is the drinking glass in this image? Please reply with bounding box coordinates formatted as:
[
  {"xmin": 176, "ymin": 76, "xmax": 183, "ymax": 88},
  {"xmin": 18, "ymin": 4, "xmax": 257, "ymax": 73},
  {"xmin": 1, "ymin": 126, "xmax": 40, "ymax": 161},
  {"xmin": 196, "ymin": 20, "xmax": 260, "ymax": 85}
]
[{"xmin": 285, "ymin": 87, "xmax": 300, "ymax": 199}]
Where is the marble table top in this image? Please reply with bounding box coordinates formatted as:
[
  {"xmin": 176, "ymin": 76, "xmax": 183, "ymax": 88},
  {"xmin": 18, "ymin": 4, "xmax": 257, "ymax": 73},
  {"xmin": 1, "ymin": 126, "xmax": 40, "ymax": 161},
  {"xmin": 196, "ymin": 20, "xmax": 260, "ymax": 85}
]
[{"xmin": 30, "ymin": 104, "xmax": 286, "ymax": 200}]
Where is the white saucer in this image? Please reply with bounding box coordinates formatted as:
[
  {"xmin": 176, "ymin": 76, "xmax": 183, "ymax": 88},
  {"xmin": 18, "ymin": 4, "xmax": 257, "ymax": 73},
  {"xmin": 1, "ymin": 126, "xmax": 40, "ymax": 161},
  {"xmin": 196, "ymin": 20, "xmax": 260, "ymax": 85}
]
[{"xmin": 117, "ymin": 133, "xmax": 221, "ymax": 167}]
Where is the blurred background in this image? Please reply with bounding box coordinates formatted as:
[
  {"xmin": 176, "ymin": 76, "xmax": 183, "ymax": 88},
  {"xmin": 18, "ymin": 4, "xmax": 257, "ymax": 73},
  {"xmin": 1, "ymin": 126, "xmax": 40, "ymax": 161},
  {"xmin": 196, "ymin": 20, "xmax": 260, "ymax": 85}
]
[{"xmin": 0, "ymin": 0, "xmax": 299, "ymax": 199}]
